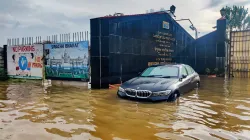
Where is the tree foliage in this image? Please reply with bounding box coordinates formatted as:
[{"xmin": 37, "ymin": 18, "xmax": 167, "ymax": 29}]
[
  {"xmin": 243, "ymin": 15, "xmax": 250, "ymax": 29},
  {"xmin": 221, "ymin": 5, "xmax": 250, "ymax": 31}
]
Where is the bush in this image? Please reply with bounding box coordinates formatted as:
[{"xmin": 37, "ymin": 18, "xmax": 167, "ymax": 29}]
[
  {"xmin": 0, "ymin": 69, "xmax": 8, "ymax": 81},
  {"xmin": 205, "ymin": 68, "xmax": 211, "ymax": 75},
  {"xmin": 214, "ymin": 68, "xmax": 219, "ymax": 75},
  {"xmin": 218, "ymin": 68, "xmax": 225, "ymax": 77}
]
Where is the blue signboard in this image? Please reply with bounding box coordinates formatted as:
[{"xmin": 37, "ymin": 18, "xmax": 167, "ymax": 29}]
[{"xmin": 45, "ymin": 41, "xmax": 89, "ymax": 80}]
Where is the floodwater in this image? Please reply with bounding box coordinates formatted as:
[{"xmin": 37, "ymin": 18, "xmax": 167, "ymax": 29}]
[{"xmin": 0, "ymin": 77, "xmax": 250, "ymax": 140}]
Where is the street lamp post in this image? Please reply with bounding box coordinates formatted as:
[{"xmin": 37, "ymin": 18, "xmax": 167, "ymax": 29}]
[
  {"xmin": 220, "ymin": 8, "xmax": 229, "ymax": 78},
  {"xmin": 160, "ymin": 6, "xmax": 198, "ymax": 39},
  {"xmin": 175, "ymin": 19, "xmax": 198, "ymax": 39}
]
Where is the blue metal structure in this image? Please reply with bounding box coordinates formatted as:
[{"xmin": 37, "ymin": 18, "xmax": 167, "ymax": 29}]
[
  {"xmin": 90, "ymin": 12, "xmax": 195, "ymax": 89},
  {"xmin": 188, "ymin": 18, "xmax": 226, "ymax": 74}
]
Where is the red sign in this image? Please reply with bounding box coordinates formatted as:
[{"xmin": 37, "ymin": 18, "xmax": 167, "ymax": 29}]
[{"xmin": 12, "ymin": 46, "xmax": 35, "ymax": 52}]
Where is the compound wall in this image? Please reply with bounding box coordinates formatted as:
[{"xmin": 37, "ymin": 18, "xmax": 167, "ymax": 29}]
[{"xmin": 90, "ymin": 12, "xmax": 194, "ymax": 88}]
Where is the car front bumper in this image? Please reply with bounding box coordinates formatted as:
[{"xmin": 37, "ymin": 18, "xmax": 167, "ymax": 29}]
[{"xmin": 117, "ymin": 91, "xmax": 172, "ymax": 101}]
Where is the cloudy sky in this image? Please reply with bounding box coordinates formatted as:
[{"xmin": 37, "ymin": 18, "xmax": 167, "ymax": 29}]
[{"xmin": 1, "ymin": 0, "xmax": 250, "ymax": 47}]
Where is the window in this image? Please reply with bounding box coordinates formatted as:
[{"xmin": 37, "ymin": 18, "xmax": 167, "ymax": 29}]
[
  {"xmin": 181, "ymin": 66, "xmax": 188, "ymax": 76},
  {"xmin": 185, "ymin": 65, "xmax": 194, "ymax": 75},
  {"xmin": 190, "ymin": 66, "xmax": 195, "ymax": 73},
  {"xmin": 141, "ymin": 66, "xmax": 179, "ymax": 78}
]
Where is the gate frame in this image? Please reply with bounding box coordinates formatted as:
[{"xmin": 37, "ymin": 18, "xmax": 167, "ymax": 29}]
[
  {"xmin": 228, "ymin": 29, "xmax": 250, "ymax": 78},
  {"xmin": 228, "ymin": 31, "xmax": 232, "ymax": 78}
]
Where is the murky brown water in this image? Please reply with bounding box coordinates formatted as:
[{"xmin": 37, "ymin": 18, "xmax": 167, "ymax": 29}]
[{"xmin": 0, "ymin": 77, "xmax": 250, "ymax": 140}]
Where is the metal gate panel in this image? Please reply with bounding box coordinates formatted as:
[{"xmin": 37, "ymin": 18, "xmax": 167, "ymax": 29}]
[
  {"xmin": 248, "ymin": 33, "xmax": 250, "ymax": 78},
  {"xmin": 230, "ymin": 30, "xmax": 250, "ymax": 78}
]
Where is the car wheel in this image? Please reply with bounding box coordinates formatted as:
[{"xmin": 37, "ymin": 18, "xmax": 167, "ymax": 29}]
[
  {"xmin": 168, "ymin": 92, "xmax": 178, "ymax": 102},
  {"xmin": 196, "ymin": 82, "xmax": 200, "ymax": 89},
  {"xmin": 117, "ymin": 93, "xmax": 122, "ymax": 98}
]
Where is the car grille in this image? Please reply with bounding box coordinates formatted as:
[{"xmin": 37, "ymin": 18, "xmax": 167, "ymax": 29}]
[
  {"xmin": 125, "ymin": 89, "xmax": 152, "ymax": 98},
  {"xmin": 125, "ymin": 89, "xmax": 136, "ymax": 97},
  {"xmin": 136, "ymin": 90, "xmax": 152, "ymax": 98}
]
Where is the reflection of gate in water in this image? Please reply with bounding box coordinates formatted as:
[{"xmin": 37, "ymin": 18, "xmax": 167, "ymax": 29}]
[{"xmin": 229, "ymin": 30, "xmax": 250, "ymax": 78}]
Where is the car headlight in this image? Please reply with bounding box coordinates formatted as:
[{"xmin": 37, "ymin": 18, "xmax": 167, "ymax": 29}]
[
  {"xmin": 118, "ymin": 87, "xmax": 125, "ymax": 93},
  {"xmin": 153, "ymin": 90, "xmax": 171, "ymax": 96}
]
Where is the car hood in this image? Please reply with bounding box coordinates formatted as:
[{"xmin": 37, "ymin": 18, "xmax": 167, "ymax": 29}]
[{"xmin": 121, "ymin": 77, "xmax": 178, "ymax": 91}]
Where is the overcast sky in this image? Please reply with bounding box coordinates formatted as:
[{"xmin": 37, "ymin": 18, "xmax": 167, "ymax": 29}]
[{"xmin": 0, "ymin": 0, "xmax": 250, "ymax": 47}]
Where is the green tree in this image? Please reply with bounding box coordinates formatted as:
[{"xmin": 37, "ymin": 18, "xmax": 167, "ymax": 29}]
[
  {"xmin": 221, "ymin": 6, "xmax": 250, "ymax": 31},
  {"xmin": 243, "ymin": 15, "xmax": 250, "ymax": 30}
]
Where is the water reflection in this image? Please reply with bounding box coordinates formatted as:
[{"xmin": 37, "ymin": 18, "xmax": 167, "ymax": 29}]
[{"xmin": 0, "ymin": 77, "xmax": 250, "ymax": 140}]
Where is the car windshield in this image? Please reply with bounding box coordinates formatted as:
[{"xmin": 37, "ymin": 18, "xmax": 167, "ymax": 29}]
[{"xmin": 140, "ymin": 66, "xmax": 179, "ymax": 78}]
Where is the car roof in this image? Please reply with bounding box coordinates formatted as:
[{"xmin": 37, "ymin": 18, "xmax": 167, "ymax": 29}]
[{"xmin": 150, "ymin": 63, "xmax": 188, "ymax": 68}]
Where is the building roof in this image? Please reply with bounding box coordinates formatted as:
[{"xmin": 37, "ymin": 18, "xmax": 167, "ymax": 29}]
[
  {"xmin": 96, "ymin": 11, "xmax": 168, "ymax": 19},
  {"xmin": 91, "ymin": 11, "xmax": 195, "ymax": 40}
]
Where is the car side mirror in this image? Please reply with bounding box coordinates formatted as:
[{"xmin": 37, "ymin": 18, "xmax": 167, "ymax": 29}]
[
  {"xmin": 179, "ymin": 75, "xmax": 187, "ymax": 81},
  {"xmin": 182, "ymin": 74, "xmax": 187, "ymax": 79}
]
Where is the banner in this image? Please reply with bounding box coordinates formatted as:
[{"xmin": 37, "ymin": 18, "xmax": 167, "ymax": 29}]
[
  {"xmin": 45, "ymin": 41, "xmax": 89, "ymax": 79},
  {"xmin": 7, "ymin": 44, "xmax": 44, "ymax": 79}
]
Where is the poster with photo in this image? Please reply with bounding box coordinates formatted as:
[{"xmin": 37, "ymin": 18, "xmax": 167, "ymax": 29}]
[
  {"xmin": 7, "ymin": 44, "xmax": 44, "ymax": 79},
  {"xmin": 45, "ymin": 41, "xmax": 89, "ymax": 80}
]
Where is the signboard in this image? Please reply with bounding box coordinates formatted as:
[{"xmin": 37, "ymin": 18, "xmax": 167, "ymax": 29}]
[
  {"xmin": 7, "ymin": 44, "xmax": 44, "ymax": 79},
  {"xmin": 147, "ymin": 31, "xmax": 176, "ymax": 66},
  {"xmin": 45, "ymin": 41, "xmax": 89, "ymax": 79},
  {"xmin": 163, "ymin": 21, "xmax": 169, "ymax": 29}
]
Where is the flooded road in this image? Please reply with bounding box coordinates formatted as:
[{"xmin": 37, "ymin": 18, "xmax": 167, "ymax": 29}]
[{"xmin": 0, "ymin": 77, "xmax": 250, "ymax": 140}]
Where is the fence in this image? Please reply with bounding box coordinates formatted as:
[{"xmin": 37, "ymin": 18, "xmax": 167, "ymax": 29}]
[
  {"xmin": 3, "ymin": 16, "xmax": 230, "ymax": 86},
  {"xmin": 0, "ymin": 47, "xmax": 4, "ymax": 68},
  {"xmin": 5, "ymin": 31, "xmax": 90, "ymax": 81},
  {"xmin": 229, "ymin": 30, "xmax": 250, "ymax": 78},
  {"xmin": 0, "ymin": 46, "xmax": 8, "ymax": 80},
  {"xmin": 7, "ymin": 31, "xmax": 90, "ymax": 46}
]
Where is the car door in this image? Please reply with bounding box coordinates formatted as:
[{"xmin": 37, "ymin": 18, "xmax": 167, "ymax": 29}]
[
  {"xmin": 185, "ymin": 65, "xmax": 196, "ymax": 90},
  {"xmin": 179, "ymin": 66, "xmax": 190, "ymax": 94},
  {"xmin": 189, "ymin": 65, "xmax": 200, "ymax": 88}
]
